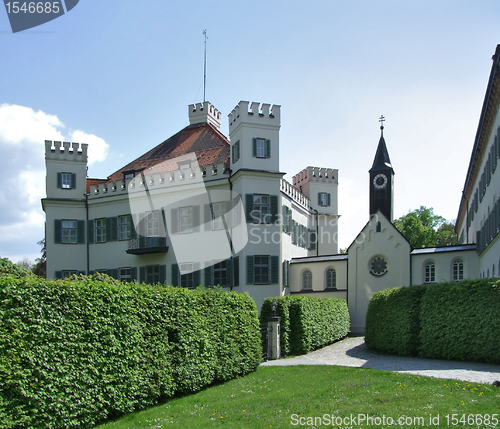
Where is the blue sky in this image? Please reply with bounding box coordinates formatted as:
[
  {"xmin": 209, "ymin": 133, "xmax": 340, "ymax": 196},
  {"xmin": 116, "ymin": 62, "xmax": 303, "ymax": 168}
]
[{"xmin": 0, "ymin": 0, "xmax": 499, "ymax": 263}]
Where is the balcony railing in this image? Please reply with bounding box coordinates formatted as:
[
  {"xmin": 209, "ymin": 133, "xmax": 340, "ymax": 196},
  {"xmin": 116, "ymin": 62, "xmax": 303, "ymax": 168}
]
[{"xmin": 126, "ymin": 236, "xmax": 169, "ymax": 255}]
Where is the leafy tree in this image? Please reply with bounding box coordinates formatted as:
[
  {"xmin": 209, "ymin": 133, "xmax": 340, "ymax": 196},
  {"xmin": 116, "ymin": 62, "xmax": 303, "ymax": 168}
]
[
  {"xmin": 32, "ymin": 238, "xmax": 46, "ymax": 278},
  {"xmin": 0, "ymin": 257, "xmax": 33, "ymax": 278},
  {"xmin": 394, "ymin": 206, "xmax": 457, "ymax": 248}
]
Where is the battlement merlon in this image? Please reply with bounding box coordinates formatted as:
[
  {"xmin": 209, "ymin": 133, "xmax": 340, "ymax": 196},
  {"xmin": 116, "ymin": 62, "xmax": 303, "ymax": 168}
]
[
  {"xmin": 188, "ymin": 101, "xmax": 221, "ymax": 129},
  {"xmin": 228, "ymin": 101, "xmax": 281, "ymax": 129},
  {"xmin": 293, "ymin": 167, "xmax": 339, "ymax": 186},
  {"xmin": 45, "ymin": 140, "xmax": 88, "ymax": 162}
]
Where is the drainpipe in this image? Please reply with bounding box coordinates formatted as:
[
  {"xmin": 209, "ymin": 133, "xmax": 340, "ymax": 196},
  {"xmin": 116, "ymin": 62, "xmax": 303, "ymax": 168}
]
[
  {"xmin": 85, "ymin": 191, "xmax": 90, "ymax": 275},
  {"xmin": 225, "ymin": 168, "xmax": 234, "ymax": 290},
  {"xmin": 310, "ymin": 207, "xmax": 319, "ymax": 257}
]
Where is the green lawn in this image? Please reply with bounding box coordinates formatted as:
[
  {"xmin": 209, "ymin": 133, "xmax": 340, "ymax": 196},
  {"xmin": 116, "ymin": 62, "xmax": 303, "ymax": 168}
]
[{"xmin": 97, "ymin": 365, "xmax": 500, "ymax": 428}]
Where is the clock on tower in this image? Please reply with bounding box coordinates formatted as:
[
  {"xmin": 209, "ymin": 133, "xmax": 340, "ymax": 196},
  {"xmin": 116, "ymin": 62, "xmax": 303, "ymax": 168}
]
[{"xmin": 369, "ymin": 116, "xmax": 394, "ymax": 221}]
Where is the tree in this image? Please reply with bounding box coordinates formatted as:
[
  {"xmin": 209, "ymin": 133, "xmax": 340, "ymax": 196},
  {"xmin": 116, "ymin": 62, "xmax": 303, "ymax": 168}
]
[
  {"xmin": 32, "ymin": 238, "xmax": 46, "ymax": 278},
  {"xmin": 393, "ymin": 206, "xmax": 457, "ymax": 248}
]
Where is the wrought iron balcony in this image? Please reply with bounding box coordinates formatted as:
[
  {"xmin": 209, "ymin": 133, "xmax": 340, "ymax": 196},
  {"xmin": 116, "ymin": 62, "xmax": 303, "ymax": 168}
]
[{"xmin": 126, "ymin": 236, "xmax": 169, "ymax": 255}]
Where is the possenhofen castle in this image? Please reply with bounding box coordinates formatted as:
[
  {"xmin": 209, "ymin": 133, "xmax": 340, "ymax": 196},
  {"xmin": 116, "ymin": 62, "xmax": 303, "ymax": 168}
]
[{"xmin": 42, "ymin": 45, "xmax": 500, "ymax": 333}]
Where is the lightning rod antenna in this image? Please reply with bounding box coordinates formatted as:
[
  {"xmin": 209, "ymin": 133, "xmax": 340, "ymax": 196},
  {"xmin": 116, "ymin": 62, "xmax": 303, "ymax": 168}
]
[{"xmin": 203, "ymin": 29, "xmax": 208, "ymax": 103}]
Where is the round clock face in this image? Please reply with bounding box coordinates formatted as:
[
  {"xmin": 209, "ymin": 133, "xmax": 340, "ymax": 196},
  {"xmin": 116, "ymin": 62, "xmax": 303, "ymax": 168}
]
[
  {"xmin": 373, "ymin": 173, "xmax": 388, "ymax": 189},
  {"xmin": 370, "ymin": 256, "xmax": 388, "ymax": 276}
]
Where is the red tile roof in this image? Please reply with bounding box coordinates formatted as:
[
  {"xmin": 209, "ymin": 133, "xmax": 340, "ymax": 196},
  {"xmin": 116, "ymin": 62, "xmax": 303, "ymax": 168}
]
[{"xmin": 107, "ymin": 122, "xmax": 230, "ymax": 182}]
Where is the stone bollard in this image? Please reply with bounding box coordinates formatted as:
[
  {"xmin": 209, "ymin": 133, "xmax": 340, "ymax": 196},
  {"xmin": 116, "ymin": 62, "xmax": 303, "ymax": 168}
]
[{"xmin": 267, "ymin": 315, "xmax": 281, "ymax": 360}]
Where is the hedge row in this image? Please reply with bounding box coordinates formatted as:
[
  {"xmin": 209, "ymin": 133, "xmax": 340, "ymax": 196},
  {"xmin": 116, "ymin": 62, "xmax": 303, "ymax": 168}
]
[
  {"xmin": 0, "ymin": 275, "xmax": 261, "ymax": 429},
  {"xmin": 365, "ymin": 279, "xmax": 500, "ymax": 363},
  {"xmin": 260, "ymin": 296, "xmax": 350, "ymax": 356}
]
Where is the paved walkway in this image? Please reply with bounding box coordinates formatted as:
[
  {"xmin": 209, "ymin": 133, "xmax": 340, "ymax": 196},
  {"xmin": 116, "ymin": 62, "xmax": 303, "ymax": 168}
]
[{"xmin": 260, "ymin": 336, "xmax": 500, "ymax": 384}]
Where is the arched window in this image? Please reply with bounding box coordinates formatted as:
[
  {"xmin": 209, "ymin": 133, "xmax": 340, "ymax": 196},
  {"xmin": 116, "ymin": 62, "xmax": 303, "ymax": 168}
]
[
  {"xmin": 302, "ymin": 270, "xmax": 312, "ymax": 290},
  {"xmin": 453, "ymin": 259, "xmax": 464, "ymax": 281},
  {"xmin": 325, "ymin": 268, "xmax": 336, "ymax": 289},
  {"xmin": 424, "ymin": 261, "xmax": 435, "ymax": 283}
]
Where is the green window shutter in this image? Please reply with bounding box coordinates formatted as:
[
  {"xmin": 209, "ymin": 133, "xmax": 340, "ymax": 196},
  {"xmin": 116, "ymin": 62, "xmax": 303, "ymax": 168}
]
[
  {"xmin": 327, "ymin": 193, "xmax": 331, "ymax": 207},
  {"xmin": 204, "ymin": 204, "xmax": 212, "ymax": 231},
  {"xmin": 172, "ymin": 264, "xmax": 179, "ymax": 286},
  {"xmin": 205, "ymin": 266, "xmax": 212, "ymax": 287},
  {"xmin": 265, "ymin": 139, "xmax": 271, "ymax": 158},
  {"xmin": 282, "ymin": 260, "xmax": 288, "ymax": 287},
  {"xmin": 252, "ymin": 138, "xmax": 257, "ymax": 157},
  {"xmin": 282, "ymin": 206, "xmax": 287, "ymax": 232},
  {"xmin": 309, "ymin": 229, "xmax": 317, "ymax": 251},
  {"xmin": 108, "ymin": 269, "xmax": 118, "ymax": 279},
  {"xmin": 140, "ymin": 266, "xmax": 146, "ymax": 283},
  {"xmin": 55, "ymin": 271, "xmax": 63, "ymax": 279},
  {"xmin": 159, "ymin": 265, "xmax": 166, "ymax": 284},
  {"xmin": 77, "ymin": 220, "xmax": 85, "ymax": 244},
  {"xmin": 318, "ymin": 193, "xmax": 322, "ymax": 206},
  {"xmin": 245, "ymin": 194, "xmax": 254, "ymax": 223},
  {"xmin": 270, "ymin": 256, "xmax": 279, "ymax": 283},
  {"xmin": 226, "ymin": 258, "xmax": 233, "ymax": 287},
  {"xmin": 130, "ymin": 214, "xmax": 137, "ymax": 239},
  {"xmin": 71, "ymin": 173, "xmax": 77, "ymax": 189},
  {"xmin": 193, "ymin": 205, "xmax": 200, "ymax": 232},
  {"xmin": 57, "ymin": 173, "xmax": 62, "ymax": 189},
  {"xmin": 193, "ymin": 268, "xmax": 201, "ymax": 288},
  {"xmin": 87, "ymin": 220, "xmax": 94, "ymax": 244},
  {"xmin": 131, "ymin": 267, "xmax": 137, "ymax": 282},
  {"xmin": 106, "ymin": 217, "xmax": 118, "ymax": 242},
  {"xmin": 246, "ymin": 255, "xmax": 254, "ymax": 284},
  {"xmin": 270, "ymin": 195, "xmax": 278, "ymax": 224},
  {"xmin": 236, "ymin": 141, "xmax": 240, "ymax": 161},
  {"xmin": 170, "ymin": 208, "xmax": 178, "ymax": 234},
  {"xmin": 233, "ymin": 256, "xmax": 239, "ymax": 286},
  {"xmin": 54, "ymin": 219, "xmax": 62, "ymax": 244}
]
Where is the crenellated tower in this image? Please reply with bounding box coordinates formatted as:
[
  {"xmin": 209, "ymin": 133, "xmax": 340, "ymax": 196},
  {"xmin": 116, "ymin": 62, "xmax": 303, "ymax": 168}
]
[
  {"xmin": 228, "ymin": 101, "xmax": 281, "ymax": 173},
  {"xmin": 45, "ymin": 140, "xmax": 88, "ymax": 199}
]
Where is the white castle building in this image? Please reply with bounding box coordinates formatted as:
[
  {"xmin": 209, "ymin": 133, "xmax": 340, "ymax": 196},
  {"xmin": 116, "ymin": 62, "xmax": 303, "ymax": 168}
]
[{"xmin": 42, "ymin": 45, "xmax": 500, "ymax": 333}]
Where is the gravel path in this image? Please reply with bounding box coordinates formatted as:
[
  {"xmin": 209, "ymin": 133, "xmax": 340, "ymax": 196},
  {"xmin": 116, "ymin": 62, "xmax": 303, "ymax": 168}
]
[{"xmin": 260, "ymin": 336, "xmax": 500, "ymax": 384}]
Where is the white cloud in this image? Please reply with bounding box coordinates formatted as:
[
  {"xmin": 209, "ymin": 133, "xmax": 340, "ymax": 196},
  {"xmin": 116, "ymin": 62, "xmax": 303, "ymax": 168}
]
[
  {"xmin": 70, "ymin": 130, "xmax": 109, "ymax": 165},
  {"xmin": 0, "ymin": 104, "xmax": 108, "ymax": 262}
]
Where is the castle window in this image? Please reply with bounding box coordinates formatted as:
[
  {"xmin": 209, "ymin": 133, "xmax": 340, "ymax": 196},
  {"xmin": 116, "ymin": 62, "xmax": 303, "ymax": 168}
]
[
  {"xmin": 179, "ymin": 206, "xmax": 193, "ymax": 233},
  {"xmin": 95, "ymin": 218, "xmax": 106, "ymax": 243},
  {"xmin": 453, "ymin": 259, "xmax": 464, "ymax": 281},
  {"xmin": 252, "ymin": 195, "xmax": 269, "ymax": 223},
  {"xmin": 302, "ymin": 270, "xmax": 312, "ymax": 290},
  {"xmin": 213, "ymin": 260, "xmax": 227, "ymax": 286},
  {"xmin": 119, "ymin": 267, "xmax": 131, "ymax": 282},
  {"xmin": 325, "ymin": 268, "xmax": 336, "ymax": 289},
  {"xmin": 253, "ymin": 138, "xmax": 270, "ymax": 158},
  {"xmin": 62, "ymin": 173, "xmax": 72, "ymax": 189},
  {"xmin": 254, "ymin": 256, "xmax": 270, "ymax": 284},
  {"xmin": 146, "ymin": 211, "xmax": 160, "ymax": 237},
  {"xmin": 118, "ymin": 215, "xmax": 131, "ymax": 240},
  {"xmin": 212, "ymin": 202, "xmax": 226, "ymax": 230},
  {"xmin": 146, "ymin": 265, "xmax": 160, "ymax": 284},
  {"xmin": 61, "ymin": 220, "xmax": 78, "ymax": 244},
  {"xmin": 424, "ymin": 261, "xmax": 435, "ymax": 283},
  {"xmin": 246, "ymin": 255, "xmax": 278, "ymax": 285},
  {"xmin": 318, "ymin": 192, "xmax": 331, "ymax": 207}
]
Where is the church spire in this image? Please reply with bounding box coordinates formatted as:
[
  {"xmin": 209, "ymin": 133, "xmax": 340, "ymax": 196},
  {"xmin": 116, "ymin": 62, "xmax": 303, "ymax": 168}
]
[
  {"xmin": 370, "ymin": 115, "xmax": 394, "ymax": 174},
  {"xmin": 369, "ymin": 115, "xmax": 394, "ymax": 221}
]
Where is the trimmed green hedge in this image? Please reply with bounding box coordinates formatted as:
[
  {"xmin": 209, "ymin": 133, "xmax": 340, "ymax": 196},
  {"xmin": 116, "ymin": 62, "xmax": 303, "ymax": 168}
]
[
  {"xmin": 260, "ymin": 296, "xmax": 350, "ymax": 356},
  {"xmin": 365, "ymin": 285, "xmax": 425, "ymax": 356},
  {"xmin": 365, "ymin": 279, "xmax": 500, "ymax": 364},
  {"xmin": 0, "ymin": 275, "xmax": 261, "ymax": 429}
]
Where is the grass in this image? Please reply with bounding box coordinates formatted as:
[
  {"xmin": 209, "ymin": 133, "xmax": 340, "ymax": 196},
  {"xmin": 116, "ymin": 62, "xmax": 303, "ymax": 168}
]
[{"xmin": 97, "ymin": 365, "xmax": 500, "ymax": 428}]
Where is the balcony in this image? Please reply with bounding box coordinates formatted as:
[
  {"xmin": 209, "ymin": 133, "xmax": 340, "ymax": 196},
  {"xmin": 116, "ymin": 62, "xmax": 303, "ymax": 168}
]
[{"xmin": 126, "ymin": 236, "xmax": 169, "ymax": 255}]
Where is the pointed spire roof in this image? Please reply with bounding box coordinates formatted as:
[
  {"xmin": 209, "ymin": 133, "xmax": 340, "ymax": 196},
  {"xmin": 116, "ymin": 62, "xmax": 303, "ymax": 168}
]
[{"xmin": 369, "ymin": 120, "xmax": 394, "ymax": 173}]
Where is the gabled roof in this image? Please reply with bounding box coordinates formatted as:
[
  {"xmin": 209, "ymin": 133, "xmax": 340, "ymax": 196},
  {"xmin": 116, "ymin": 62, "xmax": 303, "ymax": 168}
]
[
  {"xmin": 369, "ymin": 133, "xmax": 394, "ymax": 174},
  {"xmin": 107, "ymin": 122, "xmax": 230, "ymax": 182}
]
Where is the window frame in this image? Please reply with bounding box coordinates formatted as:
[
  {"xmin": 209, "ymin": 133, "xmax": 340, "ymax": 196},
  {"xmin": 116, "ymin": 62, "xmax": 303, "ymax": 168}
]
[
  {"xmin": 61, "ymin": 219, "xmax": 78, "ymax": 244},
  {"xmin": 424, "ymin": 261, "xmax": 436, "ymax": 283},
  {"xmin": 325, "ymin": 268, "xmax": 337, "ymax": 289},
  {"xmin": 146, "ymin": 211, "xmax": 160, "ymax": 237},
  {"xmin": 254, "ymin": 256, "xmax": 270, "ymax": 285},
  {"xmin": 119, "ymin": 267, "xmax": 131, "ymax": 282},
  {"xmin": 95, "ymin": 218, "xmax": 107, "ymax": 243},
  {"xmin": 180, "ymin": 262, "xmax": 194, "ymax": 288},
  {"xmin": 212, "ymin": 260, "xmax": 227, "ymax": 287},
  {"xmin": 178, "ymin": 206, "xmax": 194, "ymax": 234},
  {"xmin": 118, "ymin": 215, "xmax": 131, "ymax": 241},
  {"xmin": 212, "ymin": 201, "xmax": 226, "ymax": 230},
  {"xmin": 252, "ymin": 194, "xmax": 270, "ymax": 224},
  {"xmin": 146, "ymin": 265, "xmax": 160, "ymax": 284},
  {"xmin": 452, "ymin": 259, "xmax": 464, "ymax": 281},
  {"xmin": 302, "ymin": 270, "xmax": 312, "ymax": 290}
]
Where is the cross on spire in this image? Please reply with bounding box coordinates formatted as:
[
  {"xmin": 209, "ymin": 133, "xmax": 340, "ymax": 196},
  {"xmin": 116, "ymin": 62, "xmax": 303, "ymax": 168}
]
[{"xmin": 379, "ymin": 115, "xmax": 385, "ymax": 130}]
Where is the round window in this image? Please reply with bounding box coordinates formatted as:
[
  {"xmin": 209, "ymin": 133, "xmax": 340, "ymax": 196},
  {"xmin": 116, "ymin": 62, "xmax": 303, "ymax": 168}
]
[{"xmin": 370, "ymin": 256, "xmax": 388, "ymax": 276}]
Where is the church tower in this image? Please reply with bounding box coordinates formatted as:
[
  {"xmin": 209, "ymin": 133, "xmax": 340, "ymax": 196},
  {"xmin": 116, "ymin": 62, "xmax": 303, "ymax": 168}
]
[{"xmin": 369, "ymin": 117, "xmax": 394, "ymax": 221}]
